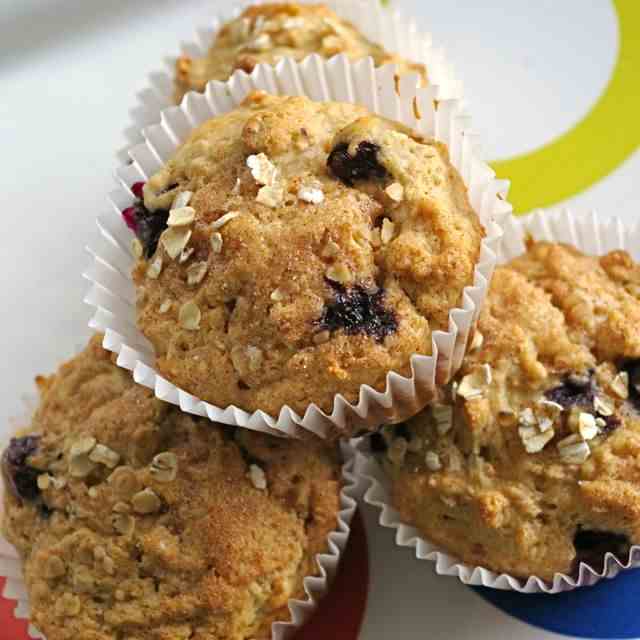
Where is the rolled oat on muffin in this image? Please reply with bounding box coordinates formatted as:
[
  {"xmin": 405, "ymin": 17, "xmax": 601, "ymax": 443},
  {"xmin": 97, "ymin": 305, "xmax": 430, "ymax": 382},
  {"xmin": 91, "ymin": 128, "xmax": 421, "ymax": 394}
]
[
  {"xmin": 372, "ymin": 240, "xmax": 640, "ymax": 581},
  {"xmin": 123, "ymin": 91, "xmax": 484, "ymax": 425},
  {"xmin": 175, "ymin": 2, "xmax": 426, "ymax": 102},
  {"xmin": 2, "ymin": 335, "xmax": 343, "ymax": 640}
]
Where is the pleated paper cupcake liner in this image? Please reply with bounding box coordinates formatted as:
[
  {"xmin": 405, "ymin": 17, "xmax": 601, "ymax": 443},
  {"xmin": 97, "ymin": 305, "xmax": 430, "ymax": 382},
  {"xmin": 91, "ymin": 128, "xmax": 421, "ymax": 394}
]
[
  {"xmin": 122, "ymin": 0, "xmax": 463, "ymax": 157},
  {"xmin": 0, "ymin": 440, "xmax": 361, "ymax": 639},
  {"xmin": 354, "ymin": 208, "xmax": 640, "ymax": 593},
  {"xmin": 85, "ymin": 56, "xmax": 509, "ymax": 438}
]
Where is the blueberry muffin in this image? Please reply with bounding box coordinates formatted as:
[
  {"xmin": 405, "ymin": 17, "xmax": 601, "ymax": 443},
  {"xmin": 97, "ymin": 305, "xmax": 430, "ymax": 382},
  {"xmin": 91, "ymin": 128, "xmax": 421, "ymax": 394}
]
[
  {"xmin": 372, "ymin": 241, "xmax": 640, "ymax": 580},
  {"xmin": 1, "ymin": 335, "xmax": 342, "ymax": 640},
  {"xmin": 175, "ymin": 2, "xmax": 426, "ymax": 102},
  {"xmin": 124, "ymin": 91, "xmax": 484, "ymax": 425}
]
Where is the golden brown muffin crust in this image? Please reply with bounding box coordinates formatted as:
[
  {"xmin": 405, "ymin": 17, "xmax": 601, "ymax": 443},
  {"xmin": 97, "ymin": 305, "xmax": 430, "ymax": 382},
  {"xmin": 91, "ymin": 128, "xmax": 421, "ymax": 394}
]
[
  {"xmin": 377, "ymin": 242, "xmax": 640, "ymax": 580},
  {"xmin": 175, "ymin": 2, "xmax": 426, "ymax": 102},
  {"xmin": 2, "ymin": 336, "xmax": 342, "ymax": 640},
  {"xmin": 128, "ymin": 92, "xmax": 483, "ymax": 423}
]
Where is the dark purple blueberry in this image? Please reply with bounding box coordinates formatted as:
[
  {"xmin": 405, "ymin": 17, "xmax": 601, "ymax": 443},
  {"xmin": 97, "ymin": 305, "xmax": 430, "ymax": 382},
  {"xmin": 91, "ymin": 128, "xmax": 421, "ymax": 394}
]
[
  {"xmin": 544, "ymin": 372, "xmax": 595, "ymax": 410},
  {"xmin": 121, "ymin": 181, "xmax": 170, "ymax": 259},
  {"xmin": 37, "ymin": 502, "xmax": 53, "ymax": 520},
  {"xmin": 573, "ymin": 527, "xmax": 630, "ymax": 571},
  {"xmin": 327, "ymin": 142, "xmax": 388, "ymax": 186},
  {"xmin": 395, "ymin": 424, "xmax": 411, "ymax": 441},
  {"xmin": 2, "ymin": 436, "xmax": 41, "ymax": 502},
  {"xmin": 600, "ymin": 414, "xmax": 622, "ymax": 435},
  {"xmin": 621, "ymin": 360, "xmax": 640, "ymax": 411},
  {"xmin": 318, "ymin": 281, "xmax": 398, "ymax": 344},
  {"xmin": 133, "ymin": 204, "xmax": 170, "ymax": 259},
  {"xmin": 234, "ymin": 440, "xmax": 265, "ymax": 469},
  {"xmin": 369, "ymin": 432, "xmax": 388, "ymax": 453},
  {"xmin": 5, "ymin": 435, "xmax": 39, "ymax": 467},
  {"xmin": 122, "ymin": 201, "xmax": 170, "ymax": 259},
  {"xmin": 546, "ymin": 370, "xmax": 628, "ymax": 438}
]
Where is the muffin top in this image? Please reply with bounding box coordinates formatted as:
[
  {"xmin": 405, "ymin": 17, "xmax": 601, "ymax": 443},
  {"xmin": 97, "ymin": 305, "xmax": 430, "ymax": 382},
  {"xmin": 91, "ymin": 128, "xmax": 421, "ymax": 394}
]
[
  {"xmin": 2, "ymin": 335, "xmax": 342, "ymax": 640},
  {"xmin": 175, "ymin": 2, "xmax": 426, "ymax": 101},
  {"xmin": 375, "ymin": 241, "xmax": 640, "ymax": 580},
  {"xmin": 126, "ymin": 91, "xmax": 483, "ymax": 424}
]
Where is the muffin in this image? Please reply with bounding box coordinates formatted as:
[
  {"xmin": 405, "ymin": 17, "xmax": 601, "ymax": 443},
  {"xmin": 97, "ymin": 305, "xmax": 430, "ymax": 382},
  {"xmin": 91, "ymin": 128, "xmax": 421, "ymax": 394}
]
[
  {"xmin": 372, "ymin": 240, "xmax": 640, "ymax": 581},
  {"xmin": 124, "ymin": 91, "xmax": 484, "ymax": 424},
  {"xmin": 1, "ymin": 335, "xmax": 343, "ymax": 640},
  {"xmin": 175, "ymin": 2, "xmax": 426, "ymax": 102}
]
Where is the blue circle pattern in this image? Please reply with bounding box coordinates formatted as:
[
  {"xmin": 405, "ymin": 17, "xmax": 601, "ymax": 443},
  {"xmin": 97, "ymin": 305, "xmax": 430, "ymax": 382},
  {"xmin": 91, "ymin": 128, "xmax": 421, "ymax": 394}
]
[{"xmin": 473, "ymin": 569, "xmax": 640, "ymax": 639}]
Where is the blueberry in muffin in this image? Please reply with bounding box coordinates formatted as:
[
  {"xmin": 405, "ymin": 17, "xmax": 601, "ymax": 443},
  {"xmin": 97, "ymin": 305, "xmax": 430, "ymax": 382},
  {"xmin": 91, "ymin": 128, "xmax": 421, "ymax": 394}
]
[
  {"xmin": 373, "ymin": 241, "xmax": 640, "ymax": 580},
  {"xmin": 2, "ymin": 335, "xmax": 343, "ymax": 640},
  {"xmin": 126, "ymin": 91, "xmax": 484, "ymax": 428}
]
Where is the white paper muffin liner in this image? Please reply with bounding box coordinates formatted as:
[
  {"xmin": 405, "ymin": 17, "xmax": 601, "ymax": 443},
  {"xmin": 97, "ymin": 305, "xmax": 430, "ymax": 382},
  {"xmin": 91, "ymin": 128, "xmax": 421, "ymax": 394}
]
[
  {"xmin": 87, "ymin": 55, "xmax": 508, "ymax": 438},
  {"xmin": 355, "ymin": 208, "xmax": 640, "ymax": 593},
  {"xmin": 0, "ymin": 426, "xmax": 361, "ymax": 640},
  {"xmin": 122, "ymin": 0, "xmax": 463, "ymax": 156}
]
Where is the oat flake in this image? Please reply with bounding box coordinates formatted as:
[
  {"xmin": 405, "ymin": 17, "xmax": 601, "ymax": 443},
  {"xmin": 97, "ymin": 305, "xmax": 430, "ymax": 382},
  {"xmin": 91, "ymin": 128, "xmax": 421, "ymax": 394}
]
[
  {"xmin": 381, "ymin": 218, "xmax": 395, "ymax": 244},
  {"xmin": 248, "ymin": 464, "xmax": 267, "ymax": 490},
  {"xmin": 212, "ymin": 211, "xmax": 241, "ymax": 230},
  {"xmin": 179, "ymin": 300, "xmax": 201, "ymax": 331},
  {"xmin": 146, "ymin": 255, "xmax": 163, "ymax": 279},
  {"xmin": 167, "ymin": 206, "xmax": 196, "ymax": 227},
  {"xmin": 172, "ymin": 191, "xmax": 193, "ymax": 209},
  {"xmin": 161, "ymin": 227, "xmax": 192, "ymax": 260},
  {"xmin": 385, "ymin": 182, "xmax": 404, "ymax": 202},
  {"xmin": 298, "ymin": 186, "xmax": 325, "ymax": 204},
  {"xmin": 210, "ymin": 232, "xmax": 223, "ymax": 253},
  {"xmin": 187, "ymin": 261, "xmax": 208, "ymax": 286}
]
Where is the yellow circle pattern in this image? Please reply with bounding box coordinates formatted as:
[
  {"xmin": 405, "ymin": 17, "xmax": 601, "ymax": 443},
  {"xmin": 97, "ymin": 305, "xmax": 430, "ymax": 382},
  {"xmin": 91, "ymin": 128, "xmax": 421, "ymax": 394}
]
[{"xmin": 492, "ymin": 0, "xmax": 640, "ymax": 214}]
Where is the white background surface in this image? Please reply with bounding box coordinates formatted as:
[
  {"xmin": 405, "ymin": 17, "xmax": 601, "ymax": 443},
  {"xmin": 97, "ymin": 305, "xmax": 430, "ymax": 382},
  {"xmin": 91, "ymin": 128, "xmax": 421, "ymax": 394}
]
[{"xmin": 0, "ymin": 1, "xmax": 637, "ymax": 638}]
